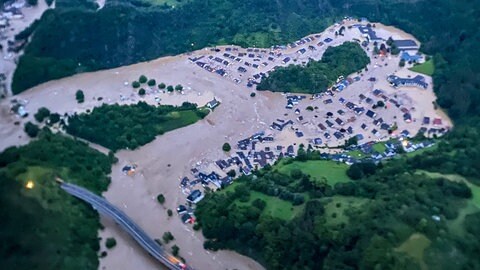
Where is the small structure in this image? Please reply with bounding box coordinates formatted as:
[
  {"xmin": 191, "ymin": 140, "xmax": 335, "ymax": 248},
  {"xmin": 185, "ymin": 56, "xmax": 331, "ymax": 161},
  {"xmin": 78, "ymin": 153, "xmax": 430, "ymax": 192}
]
[
  {"xmin": 393, "ymin": 39, "xmax": 419, "ymax": 51},
  {"xmin": 207, "ymin": 98, "xmax": 219, "ymax": 109},
  {"xmin": 358, "ymin": 25, "xmax": 382, "ymax": 41},
  {"xmin": 387, "ymin": 74, "xmax": 428, "ymax": 89},
  {"xmin": 400, "ymin": 51, "xmax": 422, "ymax": 62}
]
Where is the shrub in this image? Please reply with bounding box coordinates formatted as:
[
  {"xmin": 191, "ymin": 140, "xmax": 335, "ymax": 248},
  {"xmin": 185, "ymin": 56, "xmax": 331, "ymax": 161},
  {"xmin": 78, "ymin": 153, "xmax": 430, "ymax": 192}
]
[
  {"xmin": 222, "ymin": 143, "xmax": 231, "ymax": 152},
  {"xmin": 250, "ymin": 92, "xmax": 256, "ymax": 97},
  {"xmin": 105, "ymin": 237, "xmax": 116, "ymax": 249},
  {"xmin": 167, "ymin": 209, "xmax": 173, "ymax": 217},
  {"xmin": 139, "ymin": 75, "xmax": 147, "ymax": 84},
  {"xmin": 158, "ymin": 83, "xmax": 166, "ymax": 89},
  {"xmin": 306, "ymin": 106, "xmax": 314, "ymax": 111}
]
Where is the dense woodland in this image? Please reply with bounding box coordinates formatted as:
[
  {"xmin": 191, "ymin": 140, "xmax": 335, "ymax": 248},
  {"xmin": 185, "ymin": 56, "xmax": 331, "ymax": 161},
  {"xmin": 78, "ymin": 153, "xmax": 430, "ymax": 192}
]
[
  {"xmin": 0, "ymin": 131, "xmax": 116, "ymax": 269},
  {"xmin": 65, "ymin": 101, "xmax": 208, "ymax": 151},
  {"xmin": 257, "ymin": 42, "xmax": 369, "ymax": 93}
]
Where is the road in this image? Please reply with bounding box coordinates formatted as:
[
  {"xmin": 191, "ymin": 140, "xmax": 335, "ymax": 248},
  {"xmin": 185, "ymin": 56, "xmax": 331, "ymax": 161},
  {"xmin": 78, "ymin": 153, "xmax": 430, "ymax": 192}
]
[{"xmin": 59, "ymin": 180, "xmax": 192, "ymax": 270}]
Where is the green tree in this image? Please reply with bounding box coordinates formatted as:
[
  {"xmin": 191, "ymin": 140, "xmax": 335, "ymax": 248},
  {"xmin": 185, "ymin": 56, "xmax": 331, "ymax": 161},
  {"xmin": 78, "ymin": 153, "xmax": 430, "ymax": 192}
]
[
  {"xmin": 167, "ymin": 209, "xmax": 173, "ymax": 217},
  {"xmin": 24, "ymin": 122, "xmax": 40, "ymax": 138},
  {"xmin": 75, "ymin": 89, "xmax": 85, "ymax": 103},
  {"xmin": 222, "ymin": 143, "xmax": 231, "ymax": 152},
  {"xmin": 227, "ymin": 169, "xmax": 236, "ymax": 177},
  {"xmin": 139, "ymin": 75, "xmax": 148, "ymax": 84},
  {"xmin": 162, "ymin": 232, "xmax": 174, "ymax": 243},
  {"xmin": 250, "ymin": 92, "xmax": 256, "ymax": 97},
  {"xmin": 347, "ymin": 163, "xmax": 364, "ymax": 180},
  {"xmin": 48, "ymin": 113, "xmax": 61, "ymax": 125},
  {"xmin": 399, "ymin": 59, "xmax": 406, "ymax": 67},
  {"xmin": 138, "ymin": 88, "xmax": 146, "ymax": 96},
  {"xmin": 175, "ymin": 84, "xmax": 183, "ymax": 91},
  {"xmin": 157, "ymin": 194, "xmax": 165, "ymax": 204},
  {"xmin": 34, "ymin": 107, "xmax": 50, "ymax": 122},
  {"xmin": 147, "ymin": 79, "xmax": 156, "ymax": 86},
  {"xmin": 27, "ymin": 0, "xmax": 38, "ymax": 6},
  {"xmin": 172, "ymin": 245, "xmax": 179, "ymax": 256},
  {"xmin": 132, "ymin": 81, "xmax": 141, "ymax": 88},
  {"xmin": 105, "ymin": 237, "xmax": 116, "ymax": 249},
  {"xmin": 167, "ymin": 85, "xmax": 174, "ymax": 92},
  {"xmin": 158, "ymin": 83, "xmax": 166, "ymax": 89}
]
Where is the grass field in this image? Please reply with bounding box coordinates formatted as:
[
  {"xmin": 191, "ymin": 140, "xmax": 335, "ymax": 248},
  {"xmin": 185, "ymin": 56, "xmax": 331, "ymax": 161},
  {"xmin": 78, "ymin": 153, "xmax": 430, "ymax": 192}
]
[
  {"xmin": 415, "ymin": 170, "xmax": 480, "ymax": 238},
  {"xmin": 237, "ymin": 190, "xmax": 304, "ymax": 220},
  {"xmin": 410, "ymin": 59, "xmax": 435, "ymax": 76},
  {"xmin": 278, "ymin": 160, "xmax": 350, "ymax": 185},
  {"xmin": 395, "ymin": 233, "xmax": 431, "ymax": 270},
  {"xmin": 372, "ymin": 143, "xmax": 387, "ymax": 153},
  {"xmin": 322, "ymin": 196, "xmax": 368, "ymax": 227}
]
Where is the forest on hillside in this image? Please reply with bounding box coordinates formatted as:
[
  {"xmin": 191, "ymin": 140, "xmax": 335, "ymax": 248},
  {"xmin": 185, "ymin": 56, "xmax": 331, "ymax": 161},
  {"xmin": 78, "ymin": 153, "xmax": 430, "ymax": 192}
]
[
  {"xmin": 257, "ymin": 42, "xmax": 370, "ymax": 93},
  {"xmin": 10, "ymin": 0, "xmax": 480, "ymax": 123},
  {"xmin": 0, "ymin": 131, "xmax": 116, "ymax": 269}
]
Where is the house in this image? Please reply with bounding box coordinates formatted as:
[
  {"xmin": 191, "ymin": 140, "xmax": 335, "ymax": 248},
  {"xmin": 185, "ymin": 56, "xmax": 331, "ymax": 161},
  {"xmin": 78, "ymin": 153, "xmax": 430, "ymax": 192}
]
[
  {"xmin": 366, "ymin": 110, "xmax": 376, "ymax": 118},
  {"xmin": 423, "ymin": 117, "xmax": 430, "ymax": 125},
  {"xmin": 297, "ymin": 48, "xmax": 307, "ymax": 54},
  {"xmin": 282, "ymin": 57, "xmax": 291, "ymax": 64},
  {"xmin": 333, "ymin": 131, "xmax": 344, "ymax": 139},
  {"xmin": 207, "ymin": 98, "xmax": 220, "ymax": 109},
  {"xmin": 347, "ymin": 126, "xmax": 354, "ymax": 134},
  {"xmin": 187, "ymin": 190, "xmax": 204, "ymax": 204},
  {"xmin": 433, "ymin": 118, "xmax": 442, "ymax": 126},
  {"xmin": 380, "ymin": 123, "xmax": 390, "ymax": 130},
  {"xmin": 354, "ymin": 107, "xmax": 365, "ymax": 115},
  {"xmin": 373, "ymin": 89, "xmax": 383, "ymax": 96},
  {"xmin": 180, "ymin": 177, "xmax": 190, "ymax": 187},
  {"xmin": 358, "ymin": 25, "xmax": 382, "ymax": 41},
  {"xmin": 313, "ymin": 138, "xmax": 323, "ymax": 145},
  {"xmin": 361, "ymin": 123, "xmax": 368, "ymax": 130},
  {"xmin": 387, "ymin": 74, "xmax": 428, "ymax": 89},
  {"xmin": 373, "ymin": 118, "xmax": 384, "ymax": 126},
  {"xmin": 403, "ymin": 113, "xmax": 412, "ymax": 123},
  {"xmin": 393, "ymin": 39, "xmax": 419, "ymax": 51},
  {"xmin": 326, "ymin": 120, "xmax": 334, "ymax": 127},
  {"xmin": 400, "ymin": 51, "xmax": 422, "ymax": 62},
  {"xmin": 335, "ymin": 117, "xmax": 344, "ymax": 126},
  {"xmin": 318, "ymin": 123, "xmax": 327, "ymax": 130}
]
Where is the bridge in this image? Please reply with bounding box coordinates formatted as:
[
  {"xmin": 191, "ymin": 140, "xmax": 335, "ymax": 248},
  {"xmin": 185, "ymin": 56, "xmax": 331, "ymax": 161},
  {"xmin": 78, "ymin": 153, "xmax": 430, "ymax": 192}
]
[{"xmin": 58, "ymin": 179, "xmax": 192, "ymax": 270}]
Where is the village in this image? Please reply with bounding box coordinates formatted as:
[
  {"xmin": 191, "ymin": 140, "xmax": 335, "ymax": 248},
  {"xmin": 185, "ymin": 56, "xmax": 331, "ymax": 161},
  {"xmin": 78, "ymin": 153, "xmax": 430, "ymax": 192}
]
[{"xmin": 169, "ymin": 19, "xmax": 450, "ymax": 225}]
